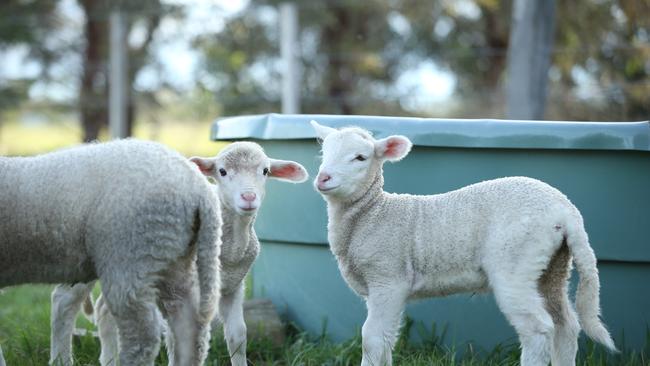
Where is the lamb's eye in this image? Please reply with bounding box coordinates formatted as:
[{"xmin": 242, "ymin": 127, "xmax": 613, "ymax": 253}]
[
  {"xmin": 354, "ymin": 155, "xmax": 367, "ymax": 162},
  {"xmin": 263, "ymin": 167, "xmax": 269, "ymax": 176},
  {"xmin": 219, "ymin": 168, "xmax": 227, "ymax": 177}
]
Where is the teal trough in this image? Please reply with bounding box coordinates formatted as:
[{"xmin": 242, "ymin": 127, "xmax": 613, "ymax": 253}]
[{"xmin": 211, "ymin": 114, "xmax": 650, "ymax": 352}]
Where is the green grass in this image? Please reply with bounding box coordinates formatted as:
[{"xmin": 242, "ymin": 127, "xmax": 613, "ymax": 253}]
[{"xmin": 1, "ymin": 286, "xmax": 647, "ymax": 365}]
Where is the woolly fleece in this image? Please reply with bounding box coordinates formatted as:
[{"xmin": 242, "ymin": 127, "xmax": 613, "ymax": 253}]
[
  {"xmin": 1, "ymin": 139, "xmax": 221, "ymax": 366},
  {"xmin": 312, "ymin": 121, "xmax": 615, "ymax": 366}
]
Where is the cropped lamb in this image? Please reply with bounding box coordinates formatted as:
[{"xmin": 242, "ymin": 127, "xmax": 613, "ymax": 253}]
[
  {"xmin": 50, "ymin": 141, "xmax": 308, "ymax": 366},
  {"xmin": 310, "ymin": 120, "xmax": 616, "ymax": 366},
  {"xmin": 0, "ymin": 139, "xmax": 221, "ymax": 366}
]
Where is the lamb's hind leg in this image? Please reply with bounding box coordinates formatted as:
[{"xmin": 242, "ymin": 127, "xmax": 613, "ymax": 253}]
[
  {"xmin": 539, "ymin": 242, "xmax": 580, "ymax": 366},
  {"xmin": 487, "ymin": 235, "xmax": 559, "ymax": 366},
  {"xmin": 158, "ymin": 262, "xmax": 209, "ymax": 366},
  {"xmin": 94, "ymin": 292, "xmax": 163, "ymax": 366},
  {"xmin": 50, "ymin": 282, "xmax": 95, "ymax": 366},
  {"xmin": 492, "ymin": 277, "xmax": 555, "ymax": 366},
  {"xmin": 101, "ymin": 273, "xmax": 162, "ymax": 366}
]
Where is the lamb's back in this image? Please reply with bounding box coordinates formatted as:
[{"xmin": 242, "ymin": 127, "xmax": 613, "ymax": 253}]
[{"xmin": 0, "ymin": 139, "xmax": 207, "ymax": 286}]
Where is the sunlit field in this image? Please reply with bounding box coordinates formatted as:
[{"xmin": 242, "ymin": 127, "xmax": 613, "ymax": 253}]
[{"xmin": 0, "ymin": 119, "xmax": 223, "ymax": 158}]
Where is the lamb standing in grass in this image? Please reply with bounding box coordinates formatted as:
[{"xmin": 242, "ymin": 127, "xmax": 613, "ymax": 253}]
[
  {"xmin": 191, "ymin": 142, "xmax": 307, "ymax": 366},
  {"xmin": 310, "ymin": 120, "xmax": 616, "ymax": 366},
  {"xmin": 0, "ymin": 139, "xmax": 221, "ymax": 366},
  {"xmin": 50, "ymin": 142, "xmax": 308, "ymax": 366}
]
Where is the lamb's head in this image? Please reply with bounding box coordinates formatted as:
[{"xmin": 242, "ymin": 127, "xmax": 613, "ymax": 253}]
[
  {"xmin": 190, "ymin": 142, "xmax": 308, "ymax": 215},
  {"xmin": 311, "ymin": 120, "xmax": 412, "ymax": 200}
]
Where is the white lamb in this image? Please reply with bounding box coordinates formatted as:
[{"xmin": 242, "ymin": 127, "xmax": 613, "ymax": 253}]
[
  {"xmin": 0, "ymin": 139, "xmax": 221, "ymax": 366},
  {"xmin": 50, "ymin": 141, "xmax": 308, "ymax": 366},
  {"xmin": 191, "ymin": 142, "xmax": 307, "ymax": 365},
  {"xmin": 310, "ymin": 120, "xmax": 616, "ymax": 366}
]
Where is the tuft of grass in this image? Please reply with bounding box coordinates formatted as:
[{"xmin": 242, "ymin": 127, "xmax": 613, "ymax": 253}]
[{"xmin": 0, "ymin": 285, "xmax": 52, "ymax": 366}]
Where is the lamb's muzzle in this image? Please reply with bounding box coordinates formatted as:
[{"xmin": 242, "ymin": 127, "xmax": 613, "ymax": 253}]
[{"xmin": 316, "ymin": 172, "xmax": 336, "ymax": 192}]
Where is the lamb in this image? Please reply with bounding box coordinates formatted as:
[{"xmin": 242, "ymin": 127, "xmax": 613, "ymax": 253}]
[
  {"xmin": 49, "ymin": 141, "xmax": 308, "ymax": 366},
  {"xmin": 191, "ymin": 142, "xmax": 307, "ymax": 366},
  {"xmin": 310, "ymin": 120, "xmax": 616, "ymax": 366},
  {"xmin": 0, "ymin": 139, "xmax": 221, "ymax": 366}
]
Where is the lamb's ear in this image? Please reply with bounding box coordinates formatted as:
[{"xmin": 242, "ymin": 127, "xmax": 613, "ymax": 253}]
[
  {"xmin": 374, "ymin": 135, "xmax": 412, "ymax": 162},
  {"xmin": 269, "ymin": 159, "xmax": 309, "ymax": 183},
  {"xmin": 189, "ymin": 156, "xmax": 216, "ymax": 176},
  {"xmin": 310, "ymin": 120, "xmax": 336, "ymax": 140}
]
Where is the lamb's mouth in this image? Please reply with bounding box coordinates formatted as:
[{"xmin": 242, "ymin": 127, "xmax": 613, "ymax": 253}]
[
  {"xmin": 318, "ymin": 185, "xmax": 339, "ymax": 193},
  {"xmin": 239, "ymin": 205, "xmax": 258, "ymax": 213}
]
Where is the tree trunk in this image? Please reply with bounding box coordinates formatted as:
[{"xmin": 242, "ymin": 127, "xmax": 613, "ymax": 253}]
[
  {"xmin": 482, "ymin": 6, "xmax": 509, "ymax": 89},
  {"xmin": 124, "ymin": 12, "xmax": 162, "ymax": 137},
  {"xmin": 322, "ymin": 5, "xmax": 354, "ymax": 115},
  {"xmin": 79, "ymin": 0, "xmax": 109, "ymax": 142}
]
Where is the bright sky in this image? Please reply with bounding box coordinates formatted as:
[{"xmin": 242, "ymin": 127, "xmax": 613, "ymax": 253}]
[
  {"xmin": 397, "ymin": 62, "xmax": 456, "ymax": 110},
  {"xmin": 1, "ymin": 0, "xmax": 455, "ymax": 108}
]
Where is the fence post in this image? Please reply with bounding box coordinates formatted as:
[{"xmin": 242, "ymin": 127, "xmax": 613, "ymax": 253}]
[
  {"xmin": 109, "ymin": 9, "xmax": 128, "ymax": 139},
  {"xmin": 279, "ymin": 2, "xmax": 300, "ymax": 114},
  {"xmin": 506, "ymin": 0, "xmax": 556, "ymax": 120}
]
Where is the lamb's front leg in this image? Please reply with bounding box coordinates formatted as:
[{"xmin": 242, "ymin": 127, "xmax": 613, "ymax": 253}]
[
  {"xmin": 219, "ymin": 284, "xmax": 247, "ymax": 366},
  {"xmin": 361, "ymin": 285, "xmax": 409, "ymax": 366},
  {"xmin": 49, "ymin": 282, "xmax": 95, "ymax": 366}
]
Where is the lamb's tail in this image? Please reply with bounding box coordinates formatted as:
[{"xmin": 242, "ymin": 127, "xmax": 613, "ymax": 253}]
[
  {"xmin": 195, "ymin": 188, "xmax": 222, "ymax": 325},
  {"xmin": 565, "ymin": 219, "xmax": 617, "ymax": 352}
]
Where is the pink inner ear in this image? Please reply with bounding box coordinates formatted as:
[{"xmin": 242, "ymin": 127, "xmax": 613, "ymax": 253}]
[
  {"xmin": 191, "ymin": 159, "xmax": 213, "ymax": 174},
  {"xmin": 384, "ymin": 139, "xmax": 404, "ymax": 157},
  {"xmin": 271, "ymin": 164, "xmax": 299, "ymax": 178}
]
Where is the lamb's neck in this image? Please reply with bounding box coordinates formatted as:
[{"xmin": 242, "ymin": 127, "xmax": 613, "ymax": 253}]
[
  {"xmin": 325, "ymin": 172, "xmax": 385, "ymax": 257},
  {"xmin": 220, "ymin": 204, "xmax": 256, "ymax": 263}
]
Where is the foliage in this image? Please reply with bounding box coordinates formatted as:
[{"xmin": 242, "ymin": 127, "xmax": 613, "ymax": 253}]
[
  {"xmin": 193, "ymin": 0, "xmax": 649, "ymax": 120},
  {"xmin": 76, "ymin": 0, "xmax": 182, "ymax": 141},
  {"xmin": 194, "ymin": 6, "xmax": 280, "ymax": 115},
  {"xmin": 0, "ymin": 0, "xmax": 63, "ymax": 65},
  {"xmin": 194, "ymin": 0, "xmax": 422, "ymax": 116},
  {"xmin": 552, "ymin": 0, "xmax": 650, "ymax": 121},
  {"xmin": 0, "ymin": 0, "xmax": 70, "ymax": 115}
]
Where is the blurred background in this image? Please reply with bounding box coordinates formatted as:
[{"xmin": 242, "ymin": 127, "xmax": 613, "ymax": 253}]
[{"xmin": 0, "ymin": 0, "xmax": 648, "ymax": 157}]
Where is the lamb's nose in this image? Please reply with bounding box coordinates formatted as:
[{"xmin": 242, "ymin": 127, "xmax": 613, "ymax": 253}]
[
  {"xmin": 317, "ymin": 172, "xmax": 331, "ymax": 184},
  {"xmin": 241, "ymin": 192, "xmax": 256, "ymax": 202}
]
